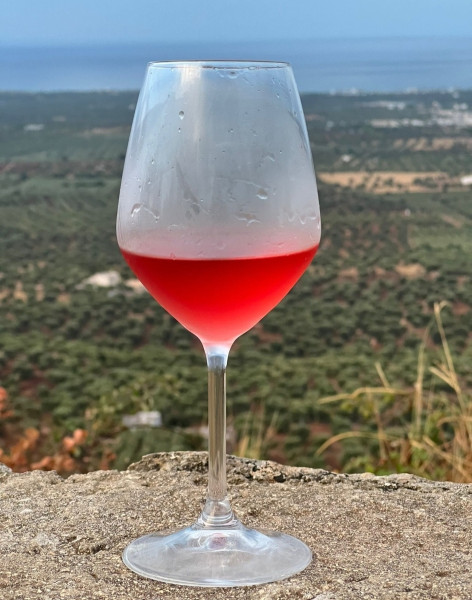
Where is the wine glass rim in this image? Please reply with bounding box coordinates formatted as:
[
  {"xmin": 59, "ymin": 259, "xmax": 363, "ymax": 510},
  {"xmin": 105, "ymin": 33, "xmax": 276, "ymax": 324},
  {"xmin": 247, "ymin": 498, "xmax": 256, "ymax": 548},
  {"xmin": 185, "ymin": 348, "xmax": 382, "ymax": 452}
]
[{"xmin": 147, "ymin": 60, "xmax": 291, "ymax": 69}]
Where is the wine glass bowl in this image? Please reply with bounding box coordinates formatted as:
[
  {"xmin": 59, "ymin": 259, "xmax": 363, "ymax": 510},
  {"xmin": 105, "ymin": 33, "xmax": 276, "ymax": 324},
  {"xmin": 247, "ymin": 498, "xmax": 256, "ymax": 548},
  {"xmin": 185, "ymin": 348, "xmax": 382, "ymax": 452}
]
[{"xmin": 117, "ymin": 60, "xmax": 320, "ymax": 587}]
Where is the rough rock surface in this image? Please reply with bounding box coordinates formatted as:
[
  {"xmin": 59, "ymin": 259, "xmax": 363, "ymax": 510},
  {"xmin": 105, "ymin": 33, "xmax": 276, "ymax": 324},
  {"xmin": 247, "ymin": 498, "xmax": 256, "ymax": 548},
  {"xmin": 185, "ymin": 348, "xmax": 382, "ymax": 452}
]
[{"xmin": 1, "ymin": 452, "xmax": 471, "ymax": 600}]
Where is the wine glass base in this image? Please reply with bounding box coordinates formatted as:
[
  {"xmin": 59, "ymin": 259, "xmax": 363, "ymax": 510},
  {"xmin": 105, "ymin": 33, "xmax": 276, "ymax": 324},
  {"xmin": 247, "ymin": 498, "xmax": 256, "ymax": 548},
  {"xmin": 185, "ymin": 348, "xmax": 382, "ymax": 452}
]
[{"xmin": 122, "ymin": 520, "xmax": 312, "ymax": 587}]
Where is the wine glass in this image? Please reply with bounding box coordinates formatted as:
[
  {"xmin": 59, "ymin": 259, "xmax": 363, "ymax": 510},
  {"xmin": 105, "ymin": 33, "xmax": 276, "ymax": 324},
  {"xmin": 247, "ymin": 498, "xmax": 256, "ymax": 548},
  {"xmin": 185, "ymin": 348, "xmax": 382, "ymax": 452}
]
[{"xmin": 117, "ymin": 60, "xmax": 321, "ymax": 587}]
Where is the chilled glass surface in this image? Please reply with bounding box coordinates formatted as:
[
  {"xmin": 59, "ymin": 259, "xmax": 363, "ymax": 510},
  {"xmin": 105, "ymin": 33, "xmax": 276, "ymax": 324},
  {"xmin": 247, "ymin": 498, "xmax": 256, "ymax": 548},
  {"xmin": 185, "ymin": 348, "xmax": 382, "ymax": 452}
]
[{"xmin": 117, "ymin": 60, "xmax": 321, "ymax": 587}]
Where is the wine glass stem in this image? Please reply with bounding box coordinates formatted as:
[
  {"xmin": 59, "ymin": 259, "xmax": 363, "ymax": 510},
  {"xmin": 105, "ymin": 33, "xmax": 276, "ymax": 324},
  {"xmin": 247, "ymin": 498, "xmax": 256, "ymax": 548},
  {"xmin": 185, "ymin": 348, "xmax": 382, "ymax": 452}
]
[{"xmin": 199, "ymin": 349, "xmax": 235, "ymax": 527}]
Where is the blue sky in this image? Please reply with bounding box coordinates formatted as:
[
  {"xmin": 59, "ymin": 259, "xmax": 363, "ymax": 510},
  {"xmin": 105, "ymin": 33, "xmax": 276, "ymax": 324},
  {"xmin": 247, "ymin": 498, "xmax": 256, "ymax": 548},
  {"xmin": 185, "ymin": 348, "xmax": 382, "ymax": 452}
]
[{"xmin": 2, "ymin": 0, "xmax": 472, "ymax": 45}]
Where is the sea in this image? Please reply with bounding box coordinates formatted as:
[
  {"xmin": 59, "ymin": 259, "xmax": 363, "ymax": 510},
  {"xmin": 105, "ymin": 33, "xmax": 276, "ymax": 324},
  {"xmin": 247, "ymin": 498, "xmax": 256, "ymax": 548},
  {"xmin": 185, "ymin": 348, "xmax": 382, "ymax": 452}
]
[{"xmin": 1, "ymin": 37, "xmax": 471, "ymax": 94}]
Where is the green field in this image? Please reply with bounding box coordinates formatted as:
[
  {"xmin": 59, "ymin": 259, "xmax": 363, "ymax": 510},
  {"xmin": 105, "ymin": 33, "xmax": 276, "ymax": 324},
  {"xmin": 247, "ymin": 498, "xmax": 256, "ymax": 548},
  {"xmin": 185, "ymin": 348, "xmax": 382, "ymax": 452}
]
[{"xmin": 0, "ymin": 90, "xmax": 471, "ymax": 476}]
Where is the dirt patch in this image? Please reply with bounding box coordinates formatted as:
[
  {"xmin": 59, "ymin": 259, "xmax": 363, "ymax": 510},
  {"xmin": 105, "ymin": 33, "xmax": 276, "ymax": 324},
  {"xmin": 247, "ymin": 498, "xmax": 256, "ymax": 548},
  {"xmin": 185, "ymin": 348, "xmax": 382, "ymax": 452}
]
[
  {"xmin": 441, "ymin": 214, "xmax": 464, "ymax": 228},
  {"xmin": 418, "ymin": 137, "xmax": 470, "ymax": 151},
  {"xmin": 338, "ymin": 267, "xmax": 359, "ymax": 281},
  {"xmin": 304, "ymin": 113, "xmax": 324, "ymax": 121},
  {"xmin": 452, "ymin": 302, "xmax": 470, "ymax": 316},
  {"xmin": 391, "ymin": 137, "xmax": 472, "ymax": 151},
  {"xmin": 372, "ymin": 266, "xmax": 388, "ymax": 277},
  {"xmin": 125, "ymin": 278, "xmax": 146, "ymax": 294},
  {"xmin": 394, "ymin": 263, "xmax": 426, "ymax": 279},
  {"xmin": 253, "ymin": 323, "xmax": 283, "ymax": 343},
  {"xmin": 79, "ymin": 127, "xmax": 129, "ymax": 137},
  {"xmin": 35, "ymin": 283, "xmax": 45, "ymax": 302},
  {"xmin": 400, "ymin": 316, "xmax": 428, "ymax": 340},
  {"xmin": 13, "ymin": 282, "xmax": 27, "ymax": 302},
  {"xmin": 368, "ymin": 266, "xmax": 399, "ymax": 283},
  {"xmin": 318, "ymin": 171, "xmax": 451, "ymax": 193}
]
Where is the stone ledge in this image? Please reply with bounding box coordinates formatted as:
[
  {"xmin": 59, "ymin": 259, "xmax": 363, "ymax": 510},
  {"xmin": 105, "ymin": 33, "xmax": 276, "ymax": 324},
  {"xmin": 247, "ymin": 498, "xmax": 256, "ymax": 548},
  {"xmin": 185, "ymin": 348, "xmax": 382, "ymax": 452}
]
[{"xmin": 0, "ymin": 452, "xmax": 471, "ymax": 599}]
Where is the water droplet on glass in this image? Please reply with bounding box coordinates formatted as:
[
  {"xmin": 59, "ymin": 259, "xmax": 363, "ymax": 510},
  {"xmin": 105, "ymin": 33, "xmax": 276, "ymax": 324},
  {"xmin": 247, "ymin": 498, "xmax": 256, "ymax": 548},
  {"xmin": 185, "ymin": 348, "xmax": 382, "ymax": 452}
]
[
  {"xmin": 151, "ymin": 158, "xmax": 155, "ymax": 165},
  {"xmin": 179, "ymin": 111, "xmax": 184, "ymax": 120},
  {"xmin": 237, "ymin": 212, "xmax": 260, "ymax": 226},
  {"xmin": 228, "ymin": 128, "xmax": 234, "ymax": 134},
  {"xmin": 131, "ymin": 203, "xmax": 142, "ymax": 217},
  {"xmin": 216, "ymin": 240, "xmax": 226, "ymax": 250},
  {"xmin": 256, "ymin": 189, "xmax": 268, "ymax": 200},
  {"xmin": 228, "ymin": 71, "xmax": 238, "ymax": 79},
  {"xmin": 178, "ymin": 128, "xmax": 181, "ymax": 133},
  {"xmin": 147, "ymin": 179, "xmax": 151, "ymax": 185},
  {"xmin": 170, "ymin": 252, "xmax": 176, "ymax": 260}
]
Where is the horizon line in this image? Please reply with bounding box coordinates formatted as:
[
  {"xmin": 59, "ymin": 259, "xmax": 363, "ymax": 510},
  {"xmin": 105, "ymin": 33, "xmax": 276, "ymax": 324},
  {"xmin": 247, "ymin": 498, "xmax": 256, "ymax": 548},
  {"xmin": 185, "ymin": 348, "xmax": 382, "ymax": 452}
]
[{"xmin": 2, "ymin": 34, "xmax": 472, "ymax": 48}]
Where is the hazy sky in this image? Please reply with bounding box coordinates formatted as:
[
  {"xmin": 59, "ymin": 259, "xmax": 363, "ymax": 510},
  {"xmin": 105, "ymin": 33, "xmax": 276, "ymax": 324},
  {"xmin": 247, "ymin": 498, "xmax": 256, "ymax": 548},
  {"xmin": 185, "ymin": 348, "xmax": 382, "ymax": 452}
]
[{"xmin": 2, "ymin": 0, "xmax": 472, "ymax": 45}]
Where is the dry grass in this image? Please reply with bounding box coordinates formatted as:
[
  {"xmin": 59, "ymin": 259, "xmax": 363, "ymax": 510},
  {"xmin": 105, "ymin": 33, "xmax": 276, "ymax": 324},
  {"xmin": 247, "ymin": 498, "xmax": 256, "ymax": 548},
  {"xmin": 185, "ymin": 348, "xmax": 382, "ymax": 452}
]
[
  {"xmin": 317, "ymin": 302, "xmax": 472, "ymax": 482},
  {"xmin": 234, "ymin": 408, "xmax": 278, "ymax": 460}
]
